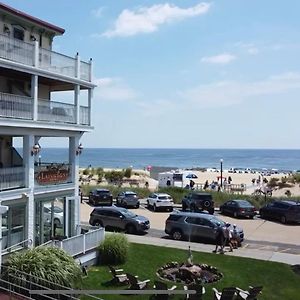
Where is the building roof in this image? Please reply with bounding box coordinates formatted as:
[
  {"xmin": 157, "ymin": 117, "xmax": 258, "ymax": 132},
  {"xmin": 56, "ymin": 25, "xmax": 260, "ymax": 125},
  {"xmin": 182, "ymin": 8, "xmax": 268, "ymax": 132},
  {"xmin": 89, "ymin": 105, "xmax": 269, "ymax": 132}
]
[{"xmin": 0, "ymin": 2, "xmax": 65, "ymax": 35}]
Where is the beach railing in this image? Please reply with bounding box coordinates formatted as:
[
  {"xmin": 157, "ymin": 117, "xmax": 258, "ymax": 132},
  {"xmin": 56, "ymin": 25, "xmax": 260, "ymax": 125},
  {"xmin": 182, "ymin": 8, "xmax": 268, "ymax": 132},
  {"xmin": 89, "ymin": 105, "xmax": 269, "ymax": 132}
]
[{"xmin": 194, "ymin": 183, "xmax": 247, "ymax": 193}]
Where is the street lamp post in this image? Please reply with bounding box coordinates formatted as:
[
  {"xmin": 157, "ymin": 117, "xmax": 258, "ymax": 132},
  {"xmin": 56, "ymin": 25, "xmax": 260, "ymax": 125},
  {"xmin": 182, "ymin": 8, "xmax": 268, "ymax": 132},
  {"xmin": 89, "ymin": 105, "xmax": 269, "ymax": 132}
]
[{"xmin": 220, "ymin": 159, "xmax": 223, "ymax": 188}]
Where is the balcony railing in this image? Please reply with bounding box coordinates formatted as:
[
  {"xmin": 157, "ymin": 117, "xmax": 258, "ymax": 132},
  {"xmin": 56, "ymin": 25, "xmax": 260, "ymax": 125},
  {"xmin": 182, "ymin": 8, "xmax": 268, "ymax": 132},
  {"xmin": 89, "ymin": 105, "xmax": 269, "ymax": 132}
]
[
  {"xmin": 0, "ymin": 92, "xmax": 90, "ymax": 125},
  {"xmin": 0, "ymin": 92, "xmax": 33, "ymax": 120},
  {"xmin": 34, "ymin": 162, "xmax": 72, "ymax": 186},
  {"xmin": 0, "ymin": 167, "xmax": 25, "ymax": 191},
  {"xmin": 38, "ymin": 98, "xmax": 75, "ymax": 124},
  {"xmin": 0, "ymin": 33, "xmax": 91, "ymax": 82}
]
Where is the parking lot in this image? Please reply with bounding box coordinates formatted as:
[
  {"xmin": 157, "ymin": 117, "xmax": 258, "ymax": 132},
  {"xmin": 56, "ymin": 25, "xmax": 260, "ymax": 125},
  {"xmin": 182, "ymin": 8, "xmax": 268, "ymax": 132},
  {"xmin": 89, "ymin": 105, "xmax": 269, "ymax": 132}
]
[{"xmin": 80, "ymin": 199, "xmax": 300, "ymax": 254}]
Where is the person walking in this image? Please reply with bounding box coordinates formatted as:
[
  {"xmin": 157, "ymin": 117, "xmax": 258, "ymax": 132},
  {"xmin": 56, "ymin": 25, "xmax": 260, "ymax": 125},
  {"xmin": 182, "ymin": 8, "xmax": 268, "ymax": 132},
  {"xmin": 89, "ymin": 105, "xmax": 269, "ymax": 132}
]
[
  {"xmin": 230, "ymin": 224, "xmax": 239, "ymax": 249},
  {"xmin": 213, "ymin": 223, "xmax": 225, "ymax": 254},
  {"xmin": 222, "ymin": 223, "xmax": 233, "ymax": 252}
]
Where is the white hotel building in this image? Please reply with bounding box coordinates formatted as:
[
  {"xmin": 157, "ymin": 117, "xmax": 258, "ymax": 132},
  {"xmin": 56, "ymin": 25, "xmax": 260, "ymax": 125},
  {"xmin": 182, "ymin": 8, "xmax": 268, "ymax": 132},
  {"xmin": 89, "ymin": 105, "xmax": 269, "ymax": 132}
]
[{"xmin": 0, "ymin": 3, "xmax": 96, "ymax": 263}]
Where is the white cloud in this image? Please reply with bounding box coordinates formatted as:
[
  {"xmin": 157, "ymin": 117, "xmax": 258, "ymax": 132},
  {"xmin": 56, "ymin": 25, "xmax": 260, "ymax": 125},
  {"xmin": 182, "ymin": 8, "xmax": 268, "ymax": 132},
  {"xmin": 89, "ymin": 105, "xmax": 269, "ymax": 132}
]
[
  {"xmin": 180, "ymin": 72, "xmax": 300, "ymax": 108},
  {"xmin": 102, "ymin": 2, "xmax": 210, "ymax": 37},
  {"xmin": 92, "ymin": 7, "xmax": 105, "ymax": 18},
  {"xmin": 201, "ymin": 53, "xmax": 236, "ymax": 64},
  {"xmin": 235, "ymin": 42, "xmax": 259, "ymax": 55},
  {"xmin": 93, "ymin": 77, "xmax": 138, "ymax": 101}
]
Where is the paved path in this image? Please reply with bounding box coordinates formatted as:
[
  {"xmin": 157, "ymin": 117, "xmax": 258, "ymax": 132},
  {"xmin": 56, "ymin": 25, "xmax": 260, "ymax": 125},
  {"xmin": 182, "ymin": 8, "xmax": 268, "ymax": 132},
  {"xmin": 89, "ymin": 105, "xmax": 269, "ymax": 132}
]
[{"xmin": 81, "ymin": 201, "xmax": 300, "ymax": 265}]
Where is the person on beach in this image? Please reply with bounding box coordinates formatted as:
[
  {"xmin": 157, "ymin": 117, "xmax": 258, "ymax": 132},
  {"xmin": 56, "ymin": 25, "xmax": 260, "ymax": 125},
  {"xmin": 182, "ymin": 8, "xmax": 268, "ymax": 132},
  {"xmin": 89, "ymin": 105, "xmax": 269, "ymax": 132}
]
[
  {"xmin": 203, "ymin": 180, "xmax": 209, "ymax": 190},
  {"xmin": 228, "ymin": 176, "xmax": 232, "ymax": 184},
  {"xmin": 190, "ymin": 180, "xmax": 195, "ymax": 189},
  {"xmin": 145, "ymin": 181, "xmax": 149, "ymax": 189},
  {"xmin": 213, "ymin": 223, "xmax": 225, "ymax": 254}
]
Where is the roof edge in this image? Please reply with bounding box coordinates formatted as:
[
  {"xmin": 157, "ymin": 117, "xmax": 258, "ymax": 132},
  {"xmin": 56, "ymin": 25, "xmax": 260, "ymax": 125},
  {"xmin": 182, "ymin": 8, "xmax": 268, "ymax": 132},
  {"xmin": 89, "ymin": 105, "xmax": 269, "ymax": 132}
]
[{"xmin": 0, "ymin": 2, "xmax": 65, "ymax": 34}]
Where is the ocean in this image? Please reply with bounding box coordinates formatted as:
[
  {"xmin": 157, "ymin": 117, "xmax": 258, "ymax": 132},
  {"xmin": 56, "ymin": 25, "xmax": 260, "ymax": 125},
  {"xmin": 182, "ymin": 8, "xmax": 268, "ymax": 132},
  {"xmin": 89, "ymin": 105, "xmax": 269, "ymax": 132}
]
[{"xmin": 37, "ymin": 148, "xmax": 300, "ymax": 172}]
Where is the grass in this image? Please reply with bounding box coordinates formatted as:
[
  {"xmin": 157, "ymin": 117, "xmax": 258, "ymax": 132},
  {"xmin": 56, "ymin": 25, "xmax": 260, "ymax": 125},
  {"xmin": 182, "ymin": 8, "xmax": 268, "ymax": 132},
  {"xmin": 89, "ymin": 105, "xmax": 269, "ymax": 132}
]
[{"xmin": 82, "ymin": 243, "xmax": 300, "ymax": 300}]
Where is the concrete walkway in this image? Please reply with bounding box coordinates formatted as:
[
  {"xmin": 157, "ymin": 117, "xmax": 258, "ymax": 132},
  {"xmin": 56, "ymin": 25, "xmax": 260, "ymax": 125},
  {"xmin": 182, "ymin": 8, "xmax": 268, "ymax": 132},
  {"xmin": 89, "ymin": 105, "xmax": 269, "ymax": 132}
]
[{"xmin": 127, "ymin": 234, "xmax": 300, "ymax": 265}]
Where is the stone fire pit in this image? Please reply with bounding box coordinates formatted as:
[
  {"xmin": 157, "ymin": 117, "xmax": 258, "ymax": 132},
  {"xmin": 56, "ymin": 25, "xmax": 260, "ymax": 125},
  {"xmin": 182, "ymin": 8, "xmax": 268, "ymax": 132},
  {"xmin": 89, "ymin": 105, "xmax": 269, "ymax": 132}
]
[{"xmin": 157, "ymin": 262, "xmax": 223, "ymax": 284}]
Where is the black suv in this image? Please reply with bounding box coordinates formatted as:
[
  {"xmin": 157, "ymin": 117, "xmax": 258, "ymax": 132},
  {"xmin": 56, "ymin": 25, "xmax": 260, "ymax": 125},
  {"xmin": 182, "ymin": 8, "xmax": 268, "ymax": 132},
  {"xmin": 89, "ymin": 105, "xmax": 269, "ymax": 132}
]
[
  {"xmin": 259, "ymin": 200, "xmax": 300, "ymax": 224},
  {"xmin": 182, "ymin": 192, "xmax": 214, "ymax": 214},
  {"xmin": 89, "ymin": 189, "xmax": 113, "ymax": 206},
  {"xmin": 89, "ymin": 206, "xmax": 150, "ymax": 234}
]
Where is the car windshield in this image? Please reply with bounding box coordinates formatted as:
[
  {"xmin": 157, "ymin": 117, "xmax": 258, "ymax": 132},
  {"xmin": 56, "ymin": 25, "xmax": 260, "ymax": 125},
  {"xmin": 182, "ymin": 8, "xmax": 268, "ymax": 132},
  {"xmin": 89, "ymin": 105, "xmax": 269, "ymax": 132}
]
[
  {"xmin": 53, "ymin": 207, "xmax": 63, "ymax": 213},
  {"xmin": 125, "ymin": 192, "xmax": 137, "ymax": 196},
  {"xmin": 194, "ymin": 194, "xmax": 211, "ymax": 200},
  {"xmin": 119, "ymin": 208, "xmax": 136, "ymax": 218},
  {"xmin": 97, "ymin": 190, "xmax": 110, "ymax": 194},
  {"xmin": 237, "ymin": 200, "xmax": 253, "ymax": 207},
  {"xmin": 210, "ymin": 217, "xmax": 225, "ymax": 227},
  {"xmin": 158, "ymin": 196, "xmax": 171, "ymax": 200}
]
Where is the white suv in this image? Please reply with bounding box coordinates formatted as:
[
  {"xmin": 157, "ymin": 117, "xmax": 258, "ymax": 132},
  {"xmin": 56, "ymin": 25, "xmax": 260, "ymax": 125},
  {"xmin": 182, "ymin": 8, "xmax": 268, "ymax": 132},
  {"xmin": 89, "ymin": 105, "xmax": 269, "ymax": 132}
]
[{"xmin": 147, "ymin": 193, "xmax": 174, "ymax": 212}]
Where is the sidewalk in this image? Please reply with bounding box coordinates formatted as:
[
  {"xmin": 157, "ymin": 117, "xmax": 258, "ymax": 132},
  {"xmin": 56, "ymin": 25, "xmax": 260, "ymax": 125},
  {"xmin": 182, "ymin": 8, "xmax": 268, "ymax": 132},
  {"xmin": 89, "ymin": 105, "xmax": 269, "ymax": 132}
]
[{"xmin": 127, "ymin": 234, "xmax": 300, "ymax": 265}]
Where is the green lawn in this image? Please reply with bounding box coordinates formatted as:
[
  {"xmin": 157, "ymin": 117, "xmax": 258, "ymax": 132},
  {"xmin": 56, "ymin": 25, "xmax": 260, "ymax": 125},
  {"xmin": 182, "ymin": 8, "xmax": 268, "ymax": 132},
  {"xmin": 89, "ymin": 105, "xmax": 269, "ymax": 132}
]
[{"xmin": 82, "ymin": 243, "xmax": 300, "ymax": 300}]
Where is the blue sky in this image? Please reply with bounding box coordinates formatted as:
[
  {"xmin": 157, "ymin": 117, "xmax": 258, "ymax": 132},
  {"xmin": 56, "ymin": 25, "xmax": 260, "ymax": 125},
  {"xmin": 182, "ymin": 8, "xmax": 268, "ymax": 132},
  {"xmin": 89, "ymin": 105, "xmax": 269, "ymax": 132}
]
[{"xmin": 5, "ymin": 0, "xmax": 300, "ymax": 148}]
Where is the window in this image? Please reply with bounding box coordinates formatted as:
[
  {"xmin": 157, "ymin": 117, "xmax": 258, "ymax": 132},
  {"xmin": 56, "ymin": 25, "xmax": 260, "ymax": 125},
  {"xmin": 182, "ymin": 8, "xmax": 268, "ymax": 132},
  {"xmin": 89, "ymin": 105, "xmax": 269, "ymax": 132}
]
[{"xmin": 13, "ymin": 27, "xmax": 24, "ymax": 41}]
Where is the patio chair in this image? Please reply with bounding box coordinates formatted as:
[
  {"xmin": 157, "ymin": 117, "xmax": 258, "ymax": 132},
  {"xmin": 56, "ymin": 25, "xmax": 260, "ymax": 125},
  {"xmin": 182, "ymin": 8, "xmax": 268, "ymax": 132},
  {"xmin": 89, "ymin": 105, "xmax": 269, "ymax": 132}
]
[
  {"xmin": 126, "ymin": 273, "xmax": 150, "ymax": 290},
  {"xmin": 184, "ymin": 283, "xmax": 205, "ymax": 300},
  {"xmin": 212, "ymin": 287, "xmax": 237, "ymax": 300},
  {"xmin": 236, "ymin": 286, "xmax": 263, "ymax": 300},
  {"xmin": 108, "ymin": 266, "xmax": 128, "ymax": 285},
  {"xmin": 153, "ymin": 280, "xmax": 177, "ymax": 300}
]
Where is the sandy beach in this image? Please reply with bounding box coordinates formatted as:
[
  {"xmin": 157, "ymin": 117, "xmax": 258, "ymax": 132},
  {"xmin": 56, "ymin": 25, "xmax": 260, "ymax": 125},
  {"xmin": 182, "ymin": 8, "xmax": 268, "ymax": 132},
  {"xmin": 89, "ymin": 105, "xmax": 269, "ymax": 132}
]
[{"xmin": 79, "ymin": 167, "xmax": 300, "ymax": 197}]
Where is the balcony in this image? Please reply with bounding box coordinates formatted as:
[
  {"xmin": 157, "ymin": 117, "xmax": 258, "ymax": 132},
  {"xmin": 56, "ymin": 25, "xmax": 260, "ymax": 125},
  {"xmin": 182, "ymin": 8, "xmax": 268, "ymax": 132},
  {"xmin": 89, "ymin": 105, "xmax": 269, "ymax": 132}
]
[
  {"xmin": 0, "ymin": 167, "xmax": 25, "ymax": 192},
  {"xmin": 0, "ymin": 33, "xmax": 91, "ymax": 82},
  {"xmin": 0, "ymin": 92, "xmax": 90, "ymax": 125}
]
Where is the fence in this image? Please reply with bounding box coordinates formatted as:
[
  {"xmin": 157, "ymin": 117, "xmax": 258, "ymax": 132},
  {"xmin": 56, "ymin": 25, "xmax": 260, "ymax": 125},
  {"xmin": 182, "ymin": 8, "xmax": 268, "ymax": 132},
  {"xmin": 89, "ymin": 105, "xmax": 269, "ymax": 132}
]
[
  {"xmin": 42, "ymin": 227, "xmax": 105, "ymax": 257},
  {"xmin": 0, "ymin": 167, "xmax": 25, "ymax": 191}
]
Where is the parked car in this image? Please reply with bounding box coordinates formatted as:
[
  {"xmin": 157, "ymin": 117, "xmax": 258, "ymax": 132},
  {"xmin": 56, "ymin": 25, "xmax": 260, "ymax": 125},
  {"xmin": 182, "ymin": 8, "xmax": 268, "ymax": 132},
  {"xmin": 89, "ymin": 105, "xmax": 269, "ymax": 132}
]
[
  {"xmin": 116, "ymin": 191, "xmax": 140, "ymax": 208},
  {"xmin": 220, "ymin": 199, "xmax": 256, "ymax": 218},
  {"xmin": 259, "ymin": 200, "xmax": 300, "ymax": 224},
  {"xmin": 88, "ymin": 189, "xmax": 113, "ymax": 206},
  {"xmin": 165, "ymin": 211, "xmax": 244, "ymax": 244},
  {"xmin": 147, "ymin": 193, "xmax": 174, "ymax": 212},
  {"xmin": 182, "ymin": 192, "xmax": 214, "ymax": 214},
  {"xmin": 44, "ymin": 205, "xmax": 64, "ymax": 227},
  {"xmin": 89, "ymin": 206, "xmax": 150, "ymax": 234}
]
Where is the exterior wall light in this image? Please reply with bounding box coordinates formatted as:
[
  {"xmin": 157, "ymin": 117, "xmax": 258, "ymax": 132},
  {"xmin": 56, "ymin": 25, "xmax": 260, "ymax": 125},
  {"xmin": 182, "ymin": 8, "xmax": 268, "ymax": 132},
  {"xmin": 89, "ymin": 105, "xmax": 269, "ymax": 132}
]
[
  {"xmin": 76, "ymin": 143, "xmax": 83, "ymax": 156},
  {"xmin": 31, "ymin": 144, "xmax": 41, "ymax": 156},
  {"xmin": 30, "ymin": 34, "xmax": 37, "ymax": 41}
]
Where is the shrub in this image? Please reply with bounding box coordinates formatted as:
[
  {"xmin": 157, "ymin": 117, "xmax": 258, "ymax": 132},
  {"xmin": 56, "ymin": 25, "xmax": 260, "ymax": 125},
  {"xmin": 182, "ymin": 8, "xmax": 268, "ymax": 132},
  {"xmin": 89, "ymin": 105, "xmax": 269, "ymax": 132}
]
[
  {"xmin": 124, "ymin": 168, "xmax": 132, "ymax": 178},
  {"xmin": 6, "ymin": 247, "xmax": 82, "ymax": 288},
  {"xmin": 82, "ymin": 168, "xmax": 90, "ymax": 175},
  {"xmin": 98, "ymin": 233, "xmax": 129, "ymax": 265},
  {"xmin": 268, "ymin": 177, "xmax": 280, "ymax": 188}
]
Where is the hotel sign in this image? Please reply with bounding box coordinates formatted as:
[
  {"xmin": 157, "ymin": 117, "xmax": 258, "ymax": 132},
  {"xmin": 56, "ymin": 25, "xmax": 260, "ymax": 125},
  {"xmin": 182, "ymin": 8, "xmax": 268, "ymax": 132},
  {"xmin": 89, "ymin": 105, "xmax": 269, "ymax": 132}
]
[{"xmin": 36, "ymin": 164, "xmax": 70, "ymax": 185}]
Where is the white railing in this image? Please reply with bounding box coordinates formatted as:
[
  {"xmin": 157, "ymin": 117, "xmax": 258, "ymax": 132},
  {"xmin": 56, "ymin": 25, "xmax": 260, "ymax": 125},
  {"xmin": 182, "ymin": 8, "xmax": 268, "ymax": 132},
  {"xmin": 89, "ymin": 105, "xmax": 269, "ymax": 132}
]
[
  {"xmin": 39, "ymin": 48, "xmax": 76, "ymax": 78},
  {"xmin": 0, "ymin": 33, "xmax": 34, "ymax": 66},
  {"xmin": 80, "ymin": 105, "xmax": 89, "ymax": 125},
  {"xmin": 0, "ymin": 166, "xmax": 25, "ymax": 191},
  {"xmin": 42, "ymin": 228, "xmax": 105, "ymax": 257},
  {"xmin": 0, "ymin": 92, "xmax": 33, "ymax": 120},
  {"xmin": 0, "ymin": 33, "xmax": 91, "ymax": 82},
  {"xmin": 38, "ymin": 98, "xmax": 75, "ymax": 123}
]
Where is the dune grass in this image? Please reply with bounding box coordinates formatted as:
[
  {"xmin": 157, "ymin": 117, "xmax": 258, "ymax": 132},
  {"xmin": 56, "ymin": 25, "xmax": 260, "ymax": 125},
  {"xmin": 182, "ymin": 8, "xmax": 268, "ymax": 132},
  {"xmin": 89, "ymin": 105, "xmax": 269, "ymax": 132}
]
[{"xmin": 82, "ymin": 243, "xmax": 300, "ymax": 300}]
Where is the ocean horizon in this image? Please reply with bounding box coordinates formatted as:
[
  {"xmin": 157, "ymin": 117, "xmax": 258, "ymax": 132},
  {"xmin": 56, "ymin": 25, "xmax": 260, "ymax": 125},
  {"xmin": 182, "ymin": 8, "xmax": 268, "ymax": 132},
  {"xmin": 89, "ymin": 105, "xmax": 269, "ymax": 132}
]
[{"xmin": 35, "ymin": 148, "xmax": 300, "ymax": 171}]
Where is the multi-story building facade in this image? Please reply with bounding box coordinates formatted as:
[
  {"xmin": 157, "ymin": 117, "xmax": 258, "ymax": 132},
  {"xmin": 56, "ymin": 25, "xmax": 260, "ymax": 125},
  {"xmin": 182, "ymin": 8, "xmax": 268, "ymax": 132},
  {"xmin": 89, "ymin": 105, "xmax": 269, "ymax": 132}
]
[{"xmin": 0, "ymin": 2, "xmax": 96, "ymax": 263}]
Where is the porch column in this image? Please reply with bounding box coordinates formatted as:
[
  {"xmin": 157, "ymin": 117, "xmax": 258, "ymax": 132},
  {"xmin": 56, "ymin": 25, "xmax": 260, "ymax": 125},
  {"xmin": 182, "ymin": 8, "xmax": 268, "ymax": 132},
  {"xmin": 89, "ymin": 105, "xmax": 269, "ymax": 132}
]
[
  {"xmin": 23, "ymin": 135, "xmax": 35, "ymax": 247},
  {"xmin": 88, "ymin": 88, "xmax": 92, "ymax": 126},
  {"xmin": 31, "ymin": 75, "xmax": 38, "ymax": 121},
  {"xmin": 69, "ymin": 136, "xmax": 80, "ymax": 234},
  {"xmin": 74, "ymin": 85, "xmax": 80, "ymax": 125}
]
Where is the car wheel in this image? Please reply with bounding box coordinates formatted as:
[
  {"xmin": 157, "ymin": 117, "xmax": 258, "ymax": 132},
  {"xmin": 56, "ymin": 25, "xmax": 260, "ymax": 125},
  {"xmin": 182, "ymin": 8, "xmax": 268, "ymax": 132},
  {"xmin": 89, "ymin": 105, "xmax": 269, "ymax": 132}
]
[
  {"xmin": 93, "ymin": 220, "xmax": 103, "ymax": 227},
  {"xmin": 54, "ymin": 218, "xmax": 61, "ymax": 227},
  {"xmin": 172, "ymin": 229, "xmax": 183, "ymax": 241},
  {"xmin": 182, "ymin": 202, "xmax": 187, "ymax": 211},
  {"xmin": 233, "ymin": 211, "xmax": 238, "ymax": 218},
  {"xmin": 208, "ymin": 208, "xmax": 214, "ymax": 215},
  {"xmin": 135, "ymin": 203, "xmax": 140, "ymax": 209},
  {"xmin": 126, "ymin": 224, "xmax": 137, "ymax": 234},
  {"xmin": 190, "ymin": 204, "xmax": 196, "ymax": 212},
  {"xmin": 153, "ymin": 204, "xmax": 157, "ymax": 212},
  {"xmin": 280, "ymin": 215, "xmax": 287, "ymax": 224},
  {"xmin": 147, "ymin": 200, "xmax": 150, "ymax": 209},
  {"xmin": 220, "ymin": 207, "xmax": 224, "ymax": 215},
  {"xmin": 169, "ymin": 207, "xmax": 173, "ymax": 212},
  {"xmin": 260, "ymin": 211, "xmax": 265, "ymax": 219}
]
